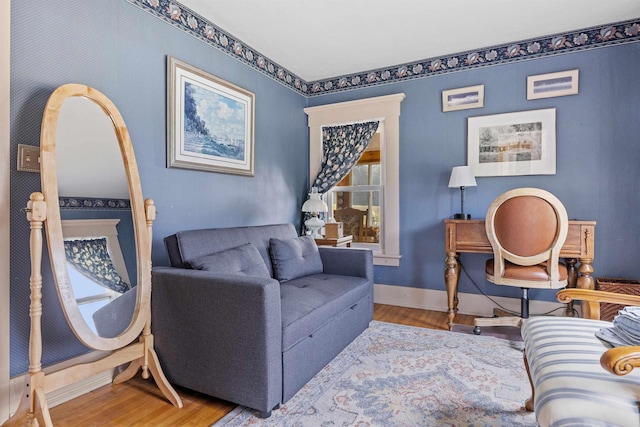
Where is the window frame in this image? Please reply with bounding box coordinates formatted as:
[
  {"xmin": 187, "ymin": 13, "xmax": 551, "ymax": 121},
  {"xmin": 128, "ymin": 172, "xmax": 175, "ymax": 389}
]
[{"xmin": 304, "ymin": 93, "xmax": 405, "ymax": 266}]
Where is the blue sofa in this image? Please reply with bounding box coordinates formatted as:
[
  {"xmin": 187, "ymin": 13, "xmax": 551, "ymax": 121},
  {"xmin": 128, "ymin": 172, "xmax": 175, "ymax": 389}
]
[{"xmin": 151, "ymin": 223, "xmax": 373, "ymax": 417}]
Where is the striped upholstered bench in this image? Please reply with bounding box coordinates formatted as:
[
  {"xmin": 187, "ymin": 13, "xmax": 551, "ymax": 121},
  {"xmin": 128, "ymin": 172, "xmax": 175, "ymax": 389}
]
[{"xmin": 522, "ymin": 315, "xmax": 640, "ymax": 426}]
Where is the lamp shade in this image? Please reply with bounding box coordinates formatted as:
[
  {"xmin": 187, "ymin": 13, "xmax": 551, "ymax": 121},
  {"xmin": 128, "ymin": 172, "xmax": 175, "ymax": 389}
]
[
  {"xmin": 448, "ymin": 166, "xmax": 477, "ymax": 188},
  {"xmin": 302, "ymin": 190, "xmax": 328, "ymax": 213}
]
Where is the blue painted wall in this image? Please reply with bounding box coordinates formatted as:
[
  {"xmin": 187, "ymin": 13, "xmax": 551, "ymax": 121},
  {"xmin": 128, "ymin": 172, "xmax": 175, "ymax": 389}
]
[
  {"xmin": 10, "ymin": 1, "xmax": 308, "ymax": 376},
  {"xmin": 307, "ymin": 43, "xmax": 640, "ymax": 303},
  {"xmin": 10, "ymin": 0, "xmax": 640, "ymax": 377}
]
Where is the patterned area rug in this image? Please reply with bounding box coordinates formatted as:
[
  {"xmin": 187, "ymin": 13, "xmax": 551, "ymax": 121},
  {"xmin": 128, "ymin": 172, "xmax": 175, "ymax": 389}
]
[{"xmin": 214, "ymin": 321, "xmax": 536, "ymax": 426}]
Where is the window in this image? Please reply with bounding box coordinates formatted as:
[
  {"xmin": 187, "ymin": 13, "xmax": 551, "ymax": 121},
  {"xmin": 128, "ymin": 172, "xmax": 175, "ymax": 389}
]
[
  {"xmin": 304, "ymin": 93, "xmax": 405, "ymax": 266},
  {"xmin": 328, "ymin": 132, "xmax": 382, "ymax": 249}
]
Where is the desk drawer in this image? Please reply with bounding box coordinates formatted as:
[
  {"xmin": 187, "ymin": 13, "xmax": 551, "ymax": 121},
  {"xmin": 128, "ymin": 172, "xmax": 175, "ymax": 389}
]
[{"xmin": 445, "ymin": 220, "xmax": 491, "ymax": 253}]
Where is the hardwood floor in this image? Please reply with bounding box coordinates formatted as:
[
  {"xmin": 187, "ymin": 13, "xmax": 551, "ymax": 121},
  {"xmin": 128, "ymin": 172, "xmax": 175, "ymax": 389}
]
[{"xmin": 48, "ymin": 305, "xmax": 476, "ymax": 426}]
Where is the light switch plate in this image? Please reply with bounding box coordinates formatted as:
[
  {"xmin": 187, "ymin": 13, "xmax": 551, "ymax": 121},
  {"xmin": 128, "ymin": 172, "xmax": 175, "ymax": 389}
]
[{"xmin": 17, "ymin": 144, "xmax": 40, "ymax": 173}]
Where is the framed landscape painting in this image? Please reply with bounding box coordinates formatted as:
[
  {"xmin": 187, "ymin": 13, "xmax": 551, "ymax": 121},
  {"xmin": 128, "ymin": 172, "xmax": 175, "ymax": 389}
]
[
  {"xmin": 167, "ymin": 56, "xmax": 255, "ymax": 176},
  {"xmin": 442, "ymin": 84, "xmax": 484, "ymax": 112},
  {"xmin": 467, "ymin": 108, "xmax": 556, "ymax": 177},
  {"xmin": 527, "ymin": 69, "xmax": 579, "ymax": 100}
]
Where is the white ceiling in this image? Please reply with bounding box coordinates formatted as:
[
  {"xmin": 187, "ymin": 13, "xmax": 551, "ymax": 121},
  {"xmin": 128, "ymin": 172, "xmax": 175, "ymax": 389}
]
[{"xmin": 179, "ymin": 0, "xmax": 640, "ymax": 81}]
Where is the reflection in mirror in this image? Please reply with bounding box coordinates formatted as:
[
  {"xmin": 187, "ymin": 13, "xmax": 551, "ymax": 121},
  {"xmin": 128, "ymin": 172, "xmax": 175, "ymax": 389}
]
[
  {"xmin": 56, "ymin": 96, "xmax": 137, "ymax": 339},
  {"xmin": 61, "ymin": 219, "xmax": 135, "ymax": 338},
  {"xmin": 56, "ymin": 96, "xmax": 128, "ymax": 198}
]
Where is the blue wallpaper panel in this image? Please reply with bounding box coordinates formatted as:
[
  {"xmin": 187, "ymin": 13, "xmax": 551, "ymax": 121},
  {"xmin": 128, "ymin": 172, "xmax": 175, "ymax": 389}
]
[
  {"xmin": 10, "ymin": 1, "xmax": 308, "ymax": 376},
  {"xmin": 308, "ymin": 43, "xmax": 640, "ymax": 304}
]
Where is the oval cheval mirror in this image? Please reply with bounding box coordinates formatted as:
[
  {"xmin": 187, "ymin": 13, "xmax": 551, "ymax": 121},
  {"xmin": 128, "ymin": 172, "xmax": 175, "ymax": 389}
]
[
  {"xmin": 53, "ymin": 90, "xmax": 144, "ymax": 347},
  {"xmin": 4, "ymin": 84, "xmax": 182, "ymax": 427}
]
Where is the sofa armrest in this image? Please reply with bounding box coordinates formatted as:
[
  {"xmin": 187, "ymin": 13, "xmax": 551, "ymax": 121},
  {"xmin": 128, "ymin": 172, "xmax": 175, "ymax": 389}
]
[
  {"xmin": 92, "ymin": 286, "xmax": 136, "ymax": 339},
  {"xmin": 151, "ymin": 267, "xmax": 282, "ymax": 413},
  {"xmin": 556, "ymin": 289, "xmax": 640, "ymax": 320},
  {"xmin": 318, "ymin": 247, "xmax": 373, "ymax": 282}
]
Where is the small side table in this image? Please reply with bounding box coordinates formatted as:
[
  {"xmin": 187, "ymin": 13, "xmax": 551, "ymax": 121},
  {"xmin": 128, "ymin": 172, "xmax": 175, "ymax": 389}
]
[{"xmin": 314, "ymin": 235, "xmax": 353, "ymax": 247}]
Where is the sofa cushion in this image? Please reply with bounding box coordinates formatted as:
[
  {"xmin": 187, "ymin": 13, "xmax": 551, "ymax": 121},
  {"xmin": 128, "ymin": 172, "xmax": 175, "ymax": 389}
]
[
  {"xmin": 188, "ymin": 243, "xmax": 270, "ymax": 278},
  {"xmin": 166, "ymin": 223, "xmax": 298, "ymax": 276},
  {"xmin": 522, "ymin": 316, "xmax": 640, "ymax": 426},
  {"xmin": 280, "ymin": 273, "xmax": 370, "ymax": 351},
  {"xmin": 269, "ymin": 236, "xmax": 323, "ymax": 282}
]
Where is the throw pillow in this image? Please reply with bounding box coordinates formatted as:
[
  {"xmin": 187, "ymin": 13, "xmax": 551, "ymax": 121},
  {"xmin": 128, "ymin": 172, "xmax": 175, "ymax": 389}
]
[
  {"xmin": 269, "ymin": 235, "xmax": 323, "ymax": 282},
  {"xmin": 188, "ymin": 243, "xmax": 271, "ymax": 278}
]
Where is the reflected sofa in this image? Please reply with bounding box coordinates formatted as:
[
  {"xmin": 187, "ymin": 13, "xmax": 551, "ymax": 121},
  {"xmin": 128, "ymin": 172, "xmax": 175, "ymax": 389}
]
[{"xmin": 151, "ymin": 223, "xmax": 374, "ymax": 417}]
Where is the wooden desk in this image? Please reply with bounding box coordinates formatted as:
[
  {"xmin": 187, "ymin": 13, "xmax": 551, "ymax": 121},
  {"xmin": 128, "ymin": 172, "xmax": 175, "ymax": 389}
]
[
  {"xmin": 315, "ymin": 235, "xmax": 353, "ymax": 247},
  {"xmin": 444, "ymin": 219, "xmax": 596, "ymax": 329}
]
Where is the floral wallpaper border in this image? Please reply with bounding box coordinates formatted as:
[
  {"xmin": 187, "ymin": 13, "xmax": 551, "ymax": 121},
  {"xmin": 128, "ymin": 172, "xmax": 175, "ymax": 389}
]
[
  {"xmin": 126, "ymin": 0, "xmax": 640, "ymax": 97},
  {"xmin": 59, "ymin": 197, "xmax": 131, "ymax": 210}
]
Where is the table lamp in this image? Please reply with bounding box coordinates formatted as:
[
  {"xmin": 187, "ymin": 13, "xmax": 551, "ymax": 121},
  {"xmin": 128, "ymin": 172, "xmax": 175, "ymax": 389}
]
[
  {"xmin": 448, "ymin": 166, "xmax": 477, "ymax": 220},
  {"xmin": 302, "ymin": 187, "xmax": 328, "ymax": 238}
]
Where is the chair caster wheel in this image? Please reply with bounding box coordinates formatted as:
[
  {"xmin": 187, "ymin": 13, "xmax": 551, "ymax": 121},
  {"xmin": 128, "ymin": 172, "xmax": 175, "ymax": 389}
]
[{"xmin": 473, "ymin": 326, "xmax": 481, "ymax": 335}]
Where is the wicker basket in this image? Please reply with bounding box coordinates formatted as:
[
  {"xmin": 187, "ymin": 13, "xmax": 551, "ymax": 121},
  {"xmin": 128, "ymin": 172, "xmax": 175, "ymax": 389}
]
[{"xmin": 596, "ymin": 277, "xmax": 640, "ymax": 321}]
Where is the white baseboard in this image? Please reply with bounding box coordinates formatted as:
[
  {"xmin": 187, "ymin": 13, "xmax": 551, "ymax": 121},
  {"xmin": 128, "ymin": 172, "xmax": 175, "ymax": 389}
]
[
  {"xmin": 374, "ymin": 283, "xmax": 567, "ymax": 318},
  {"xmin": 9, "ymin": 350, "xmax": 115, "ymax": 416}
]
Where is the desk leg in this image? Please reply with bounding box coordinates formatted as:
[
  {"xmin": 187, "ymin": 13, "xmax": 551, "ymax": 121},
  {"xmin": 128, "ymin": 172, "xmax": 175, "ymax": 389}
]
[
  {"xmin": 444, "ymin": 252, "xmax": 460, "ymax": 330},
  {"xmin": 577, "ymin": 257, "xmax": 595, "ymax": 318},
  {"xmin": 564, "ymin": 258, "xmax": 578, "ymax": 317}
]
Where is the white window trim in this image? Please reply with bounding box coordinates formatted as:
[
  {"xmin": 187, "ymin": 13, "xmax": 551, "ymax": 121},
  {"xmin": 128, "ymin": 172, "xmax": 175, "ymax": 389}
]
[{"xmin": 304, "ymin": 93, "xmax": 405, "ymax": 266}]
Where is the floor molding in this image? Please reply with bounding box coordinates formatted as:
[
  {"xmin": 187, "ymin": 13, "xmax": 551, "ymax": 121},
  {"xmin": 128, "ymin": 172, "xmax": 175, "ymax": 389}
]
[{"xmin": 374, "ymin": 283, "xmax": 566, "ymax": 318}]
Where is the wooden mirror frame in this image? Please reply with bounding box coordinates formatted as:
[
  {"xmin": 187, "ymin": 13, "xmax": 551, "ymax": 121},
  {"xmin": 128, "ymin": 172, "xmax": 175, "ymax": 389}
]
[
  {"xmin": 43, "ymin": 84, "xmax": 148, "ymax": 350},
  {"xmin": 3, "ymin": 84, "xmax": 182, "ymax": 427}
]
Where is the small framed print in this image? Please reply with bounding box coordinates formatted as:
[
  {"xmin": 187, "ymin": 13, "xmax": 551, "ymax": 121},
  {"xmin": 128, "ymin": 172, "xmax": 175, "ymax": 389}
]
[
  {"xmin": 527, "ymin": 69, "xmax": 579, "ymax": 100},
  {"xmin": 442, "ymin": 85, "xmax": 484, "ymax": 112}
]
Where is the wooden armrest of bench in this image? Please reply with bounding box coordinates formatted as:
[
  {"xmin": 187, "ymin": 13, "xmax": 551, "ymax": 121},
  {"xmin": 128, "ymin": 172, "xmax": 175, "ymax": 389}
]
[
  {"xmin": 556, "ymin": 289, "xmax": 640, "ymax": 320},
  {"xmin": 556, "ymin": 290, "xmax": 640, "ymax": 377},
  {"xmin": 601, "ymin": 346, "xmax": 640, "ymax": 376}
]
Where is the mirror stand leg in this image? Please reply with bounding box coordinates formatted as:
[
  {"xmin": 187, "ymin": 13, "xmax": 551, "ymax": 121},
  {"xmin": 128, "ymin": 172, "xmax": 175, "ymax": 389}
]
[
  {"xmin": 112, "ymin": 359, "xmax": 142, "ymax": 384},
  {"xmin": 112, "ymin": 334, "xmax": 183, "ymax": 409},
  {"xmin": 2, "ymin": 372, "xmax": 52, "ymax": 427},
  {"xmin": 145, "ymin": 346, "xmax": 183, "ymax": 408},
  {"xmin": 3, "ymin": 195, "xmax": 53, "ymax": 427},
  {"xmin": 33, "ymin": 387, "xmax": 52, "ymax": 427}
]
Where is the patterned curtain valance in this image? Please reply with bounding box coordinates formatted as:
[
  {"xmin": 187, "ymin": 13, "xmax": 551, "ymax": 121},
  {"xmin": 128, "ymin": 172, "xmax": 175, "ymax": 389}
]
[
  {"xmin": 312, "ymin": 120, "xmax": 379, "ymax": 194},
  {"xmin": 64, "ymin": 237, "xmax": 132, "ymax": 294}
]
